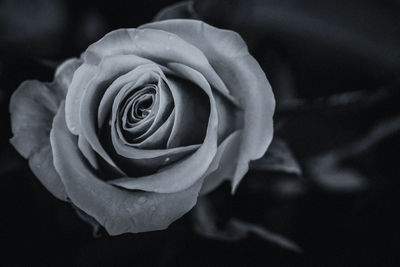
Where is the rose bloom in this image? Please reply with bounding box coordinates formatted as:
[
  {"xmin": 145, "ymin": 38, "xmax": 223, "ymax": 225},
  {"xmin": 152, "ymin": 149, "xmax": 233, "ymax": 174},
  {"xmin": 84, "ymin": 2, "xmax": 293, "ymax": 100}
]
[{"xmin": 10, "ymin": 19, "xmax": 275, "ymax": 235}]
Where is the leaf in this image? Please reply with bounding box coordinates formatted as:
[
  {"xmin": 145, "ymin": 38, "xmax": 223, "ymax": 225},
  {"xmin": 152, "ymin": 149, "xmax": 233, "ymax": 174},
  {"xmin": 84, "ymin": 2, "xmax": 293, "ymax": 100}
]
[
  {"xmin": 250, "ymin": 138, "xmax": 302, "ymax": 176},
  {"xmin": 153, "ymin": 1, "xmax": 200, "ymax": 21},
  {"xmin": 306, "ymin": 115, "xmax": 400, "ymax": 192},
  {"xmin": 192, "ymin": 197, "xmax": 302, "ymax": 253}
]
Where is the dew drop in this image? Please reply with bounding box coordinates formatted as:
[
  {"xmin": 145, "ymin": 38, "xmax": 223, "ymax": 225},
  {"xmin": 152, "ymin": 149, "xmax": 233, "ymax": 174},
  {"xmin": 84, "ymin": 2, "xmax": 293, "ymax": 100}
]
[
  {"xmin": 138, "ymin": 196, "xmax": 146, "ymax": 204},
  {"xmin": 164, "ymin": 157, "xmax": 170, "ymax": 163}
]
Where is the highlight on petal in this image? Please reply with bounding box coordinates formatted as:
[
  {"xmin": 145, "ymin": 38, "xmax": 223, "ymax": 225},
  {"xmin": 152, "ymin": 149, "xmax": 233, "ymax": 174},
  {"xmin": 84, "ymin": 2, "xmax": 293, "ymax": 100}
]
[
  {"xmin": 9, "ymin": 58, "xmax": 82, "ymax": 200},
  {"xmin": 141, "ymin": 19, "xmax": 275, "ymax": 192},
  {"xmin": 51, "ymin": 102, "xmax": 203, "ymax": 235}
]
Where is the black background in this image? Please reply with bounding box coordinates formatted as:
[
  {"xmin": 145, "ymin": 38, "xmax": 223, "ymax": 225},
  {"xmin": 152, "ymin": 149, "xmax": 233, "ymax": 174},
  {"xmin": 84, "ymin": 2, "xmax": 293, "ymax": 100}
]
[{"xmin": 1, "ymin": 0, "xmax": 400, "ymax": 266}]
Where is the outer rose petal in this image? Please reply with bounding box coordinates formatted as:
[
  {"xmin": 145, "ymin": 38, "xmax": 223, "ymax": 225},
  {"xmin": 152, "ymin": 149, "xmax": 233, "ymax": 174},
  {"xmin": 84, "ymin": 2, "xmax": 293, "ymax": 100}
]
[
  {"xmin": 200, "ymin": 131, "xmax": 241, "ymax": 195},
  {"xmin": 141, "ymin": 19, "xmax": 275, "ymax": 191},
  {"xmin": 9, "ymin": 58, "xmax": 82, "ymax": 200},
  {"xmin": 65, "ymin": 64, "xmax": 97, "ymax": 135},
  {"xmin": 51, "ymin": 102, "xmax": 203, "ymax": 235}
]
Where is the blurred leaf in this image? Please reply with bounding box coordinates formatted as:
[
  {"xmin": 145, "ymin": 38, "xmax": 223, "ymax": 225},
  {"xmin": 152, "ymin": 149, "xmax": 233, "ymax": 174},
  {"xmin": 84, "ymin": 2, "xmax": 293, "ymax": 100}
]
[
  {"xmin": 250, "ymin": 138, "xmax": 302, "ymax": 176},
  {"xmin": 306, "ymin": 115, "xmax": 400, "ymax": 192},
  {"xmin": 275, "ymin": 83, "xmax": 400, "ymax": 158},
  {"xmin": 154, "ymin": 1, "xmax": 200, "ymax": 21},
  {"xmin": 192, "ymin": 197, "xmax": 302, "ymax": 253},
  {"xmin": 307, "ymin": 154, "xmax": 369, "ymax": 193},
  {"xmin": 277, "ymin": 84, "xmax": 400, "ymax": 115}
]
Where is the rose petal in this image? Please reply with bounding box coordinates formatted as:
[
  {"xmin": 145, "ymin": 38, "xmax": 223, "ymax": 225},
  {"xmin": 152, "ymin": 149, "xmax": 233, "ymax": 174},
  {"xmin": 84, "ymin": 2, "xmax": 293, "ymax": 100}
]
[
  {"xmin": 78, "ymin": 56, "xmax": 173, "ymax": 175},
  {"xmin": 140, "ymin": 19, "xmax": 249, "ymax": 62},
  {"xmin": 54, "ymin": 58, "xmax": 83, "ymax": 92},
  {"xmin": 132, "ymin": 77, "xmax": 173, "ymax": 143},
  {"xmin": 76, "ymin": 59, "xmax": 198, "ymax": 175},
  {"xmin": 78, "ymin": 134, "xmax": 99, "ymax": 170},
  {"xmin": 51, "ymin": 103, "xmax": 203, "ymax": 235},
  {"xmin": 109, "ymin": 64, "xmax": 173, "ymax": 144},
  {"xmin": 65, "ymin": 64, "xmax": 97, "ymax": 135},
  {"xmin": 165, "ymin": 75, "xmax": 209, "ymax": 148},
  {"xmin": 117, "ymin": 82, "xmax": 156, "ymax": 136},
  {"xmin": 112, "ymin": 75, "xmax": 157, "ymax": 141},
  {"xmin": 96, "ymin": 54, "xmax": 156, "ymax": 128},
  {"xmin": 213, "ymin": 93, "xmax": 242, "ymax": 143},
  {"xmin": 200, "ymin": 130, "xmax": 241, "ymax": 195},
  {"xmin": 78, "ymin": 57, "xmax": 155, "ymax": 175},
  {"xmin": 106, "ymin": 143, "xmax": 200, "ymax": 177},
  {"xmin": 109, "ymin": 63, "xmax": 218, "ymax": 193},
  {"xmin": 166, "ymin": 66, "xmax": 241, "ymax": 144},
  {"xmin": 28, "ymin": 145, "xmax": 68, "ymax": 201},
  {"xmin": 9, "ymin": 58, "xmax": 81, "ymax": 200},
  {"xmin": 134, "ymin": 109, "xmax": 175, "ymax": 149},
  {"xmin": 10, "ymin": 81, "xmax": 60, "ymax": 158},
  {"xmin": 220, "ymin": 55, "xmax": 275, "ymax": 192},
  {"xmin": 84, "ymin": 27, "xmax": 238, "ymax": 106},
  {"xmin": 140, "ymin": 19, "xmax": 275, "ymax": 192}
]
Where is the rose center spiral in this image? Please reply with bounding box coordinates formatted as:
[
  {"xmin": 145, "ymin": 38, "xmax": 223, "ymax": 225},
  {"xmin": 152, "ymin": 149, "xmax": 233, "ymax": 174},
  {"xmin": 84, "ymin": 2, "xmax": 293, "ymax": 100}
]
[
  {"xmin": 134, "ymin": 94, "xmax": 153, "ymax": 119},
  {"xmin": 121, "ymin": 84, "xmax": 157, "ymax": 125}
]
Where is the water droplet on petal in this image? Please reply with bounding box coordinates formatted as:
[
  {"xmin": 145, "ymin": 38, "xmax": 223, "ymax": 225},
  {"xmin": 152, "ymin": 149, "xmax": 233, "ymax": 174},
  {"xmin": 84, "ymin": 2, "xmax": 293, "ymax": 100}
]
[
  {"xmin": 138, "ymin": 196, "xmax": 146, "ymax": 204},
  {"xmin": 164, "ymin": 157, "xmax": 170, "ymax": 163}
]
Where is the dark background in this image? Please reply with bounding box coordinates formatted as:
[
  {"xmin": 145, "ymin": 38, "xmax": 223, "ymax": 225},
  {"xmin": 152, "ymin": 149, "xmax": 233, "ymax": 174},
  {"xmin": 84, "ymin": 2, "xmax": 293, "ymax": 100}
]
[{"xmin": 1, "ymin": 0, "xmax": 400, "ymax": 266}]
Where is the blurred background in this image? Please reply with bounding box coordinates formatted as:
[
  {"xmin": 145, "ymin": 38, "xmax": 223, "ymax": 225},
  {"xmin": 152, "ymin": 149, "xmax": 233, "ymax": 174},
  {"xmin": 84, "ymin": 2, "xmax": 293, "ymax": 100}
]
[{"xmin": 1, "ymin": 0, "xmax": 400, "ymax": 266}]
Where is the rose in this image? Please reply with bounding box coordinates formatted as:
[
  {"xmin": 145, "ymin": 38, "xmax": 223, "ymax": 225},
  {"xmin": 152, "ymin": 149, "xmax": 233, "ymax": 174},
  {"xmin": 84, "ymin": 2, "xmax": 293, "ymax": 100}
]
[{"xmin": 10, "ymin": 19, "xmax": 275, "ymax": 235}]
